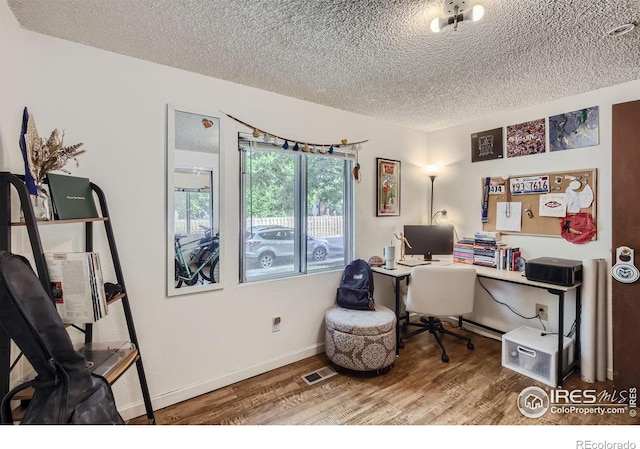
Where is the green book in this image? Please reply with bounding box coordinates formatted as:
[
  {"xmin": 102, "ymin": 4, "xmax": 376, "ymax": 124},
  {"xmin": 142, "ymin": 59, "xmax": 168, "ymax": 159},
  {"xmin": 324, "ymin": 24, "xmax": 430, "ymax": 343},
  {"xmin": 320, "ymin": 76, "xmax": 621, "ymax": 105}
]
[{"xmin": 46, "ymin": 173, "xmax": 99, "ymax": 220}]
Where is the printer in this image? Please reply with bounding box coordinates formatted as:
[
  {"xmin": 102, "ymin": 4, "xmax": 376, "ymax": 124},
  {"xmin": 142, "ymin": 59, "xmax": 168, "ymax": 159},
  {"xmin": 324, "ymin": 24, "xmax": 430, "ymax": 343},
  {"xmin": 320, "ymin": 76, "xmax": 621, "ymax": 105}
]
[{"xmin": 525, "ymin": 257, "xmax": 582, "ymax": 286}]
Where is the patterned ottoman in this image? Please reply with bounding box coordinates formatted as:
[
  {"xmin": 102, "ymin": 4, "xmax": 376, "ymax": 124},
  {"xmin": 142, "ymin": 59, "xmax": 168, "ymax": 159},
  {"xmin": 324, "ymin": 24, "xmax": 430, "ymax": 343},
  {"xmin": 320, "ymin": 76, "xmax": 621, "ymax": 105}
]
[{"xmin": 324, "ymin": 305, "xmax": 396, "ymax": 372}]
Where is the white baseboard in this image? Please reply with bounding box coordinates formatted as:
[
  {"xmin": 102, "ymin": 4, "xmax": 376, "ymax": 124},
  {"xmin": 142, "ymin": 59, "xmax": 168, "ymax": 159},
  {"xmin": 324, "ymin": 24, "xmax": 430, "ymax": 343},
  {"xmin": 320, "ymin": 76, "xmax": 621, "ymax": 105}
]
[{"xmin": 118, "ymin": 343, "xmax": 326, "ymax": 421}]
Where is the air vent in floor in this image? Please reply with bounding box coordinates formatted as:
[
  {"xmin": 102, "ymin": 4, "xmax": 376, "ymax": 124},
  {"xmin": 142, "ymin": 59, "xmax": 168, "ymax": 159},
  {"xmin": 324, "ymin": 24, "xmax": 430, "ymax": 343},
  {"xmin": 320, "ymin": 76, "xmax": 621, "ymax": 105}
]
[{"xmin": 301, "ymin": 365, "xmax": 338, "ymax": 385}]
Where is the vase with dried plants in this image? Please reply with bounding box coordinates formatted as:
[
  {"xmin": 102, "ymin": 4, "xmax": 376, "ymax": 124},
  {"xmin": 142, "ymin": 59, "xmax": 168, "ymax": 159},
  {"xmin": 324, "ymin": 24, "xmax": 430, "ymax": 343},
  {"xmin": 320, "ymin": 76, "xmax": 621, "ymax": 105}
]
[{"xmin": 20, "ymin": 109, "xmax": 86, "ymax": 221}]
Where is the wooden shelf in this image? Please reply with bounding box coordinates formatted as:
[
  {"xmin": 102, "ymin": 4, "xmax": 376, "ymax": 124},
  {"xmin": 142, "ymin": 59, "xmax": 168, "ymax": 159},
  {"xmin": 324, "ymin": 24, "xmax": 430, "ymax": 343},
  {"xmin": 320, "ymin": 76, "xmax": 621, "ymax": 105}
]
[
  {"xmin": 10, "ymin": 217, "xmax": 108, "ymax": 226},
  {"xmin": 11, "ymin": 345, "xmax": 139, "ymax": 401},
  {"xmin": 107, "ymin": 292, "xmax": 125, "ymax": 307}
]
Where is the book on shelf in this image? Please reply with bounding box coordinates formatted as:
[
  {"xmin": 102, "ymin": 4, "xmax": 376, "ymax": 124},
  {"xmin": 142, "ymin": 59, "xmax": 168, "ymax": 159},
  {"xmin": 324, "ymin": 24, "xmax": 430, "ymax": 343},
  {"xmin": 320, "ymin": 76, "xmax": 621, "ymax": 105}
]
[
  {"xmin": 46, "ymin": 173, "xmax": 99, "ymax": 220},
  {"xmin": 45, "ymin": 252, "xmax": 108, "ymax": 323}
]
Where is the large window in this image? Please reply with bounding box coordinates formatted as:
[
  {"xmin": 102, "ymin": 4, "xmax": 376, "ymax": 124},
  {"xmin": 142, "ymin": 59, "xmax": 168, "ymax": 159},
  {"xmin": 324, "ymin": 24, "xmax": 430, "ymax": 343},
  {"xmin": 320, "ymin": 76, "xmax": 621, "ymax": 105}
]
[
  {"xmin": 174, "ymin": 168, "xmax": 214, "ymax": 237},
  {"xmin": 240, "ymin": 135, "xmax": 354, "ymax": 282}
]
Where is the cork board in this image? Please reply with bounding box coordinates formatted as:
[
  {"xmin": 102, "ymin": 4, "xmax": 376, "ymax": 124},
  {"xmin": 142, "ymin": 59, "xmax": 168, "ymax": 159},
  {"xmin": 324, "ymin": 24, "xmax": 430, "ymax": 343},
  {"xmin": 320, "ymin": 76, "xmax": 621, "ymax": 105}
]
[{"xmin": 481, "ymin": 168, "xmax": 597, "ymax": 238}]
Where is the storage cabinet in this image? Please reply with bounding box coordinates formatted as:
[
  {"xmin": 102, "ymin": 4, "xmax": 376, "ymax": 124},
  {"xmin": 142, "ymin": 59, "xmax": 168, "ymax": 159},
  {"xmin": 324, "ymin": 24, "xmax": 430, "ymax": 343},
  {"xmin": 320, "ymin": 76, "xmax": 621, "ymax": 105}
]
[{"xmin": 0, "ymin": 171, "xmax": 154, "ymax": 423}]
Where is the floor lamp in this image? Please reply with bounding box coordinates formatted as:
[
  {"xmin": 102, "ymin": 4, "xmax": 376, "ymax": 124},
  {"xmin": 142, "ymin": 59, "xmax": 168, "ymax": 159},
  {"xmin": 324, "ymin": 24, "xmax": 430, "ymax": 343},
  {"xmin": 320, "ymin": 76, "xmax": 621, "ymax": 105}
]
[{"xmin": 429, "ymin": 174, "xmax": 437, "ymax": 224}]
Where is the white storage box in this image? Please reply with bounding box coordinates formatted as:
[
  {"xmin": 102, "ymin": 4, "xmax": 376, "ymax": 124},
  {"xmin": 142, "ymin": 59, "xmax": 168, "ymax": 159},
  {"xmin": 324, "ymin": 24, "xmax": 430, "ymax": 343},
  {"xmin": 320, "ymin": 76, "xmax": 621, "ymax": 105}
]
[{"xmin": 502, "ymin": 326, "xmax": 574, "ymax": 387}]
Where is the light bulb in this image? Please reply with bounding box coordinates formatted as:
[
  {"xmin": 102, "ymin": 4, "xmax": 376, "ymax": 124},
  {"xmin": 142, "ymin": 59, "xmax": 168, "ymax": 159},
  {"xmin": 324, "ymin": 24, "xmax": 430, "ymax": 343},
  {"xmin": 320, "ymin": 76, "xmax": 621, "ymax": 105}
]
[
  {"xmin": 430, "ymin": 17, "xmax": 441, "ymax": 33},
  {"xmin": 424, "ymin": 164, "xmax": 442, "ymax": 175},
  {"xmin": 472, "ymin": 5, "xmax": 484, "ymax": 21}
]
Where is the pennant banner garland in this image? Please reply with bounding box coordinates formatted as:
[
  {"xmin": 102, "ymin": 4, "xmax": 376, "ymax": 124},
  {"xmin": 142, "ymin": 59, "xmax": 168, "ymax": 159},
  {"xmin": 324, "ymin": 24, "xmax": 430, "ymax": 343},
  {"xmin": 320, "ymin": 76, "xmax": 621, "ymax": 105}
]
[{"xmin": 224, "ymin": 112, "xmax": 367, "ymax": 158}]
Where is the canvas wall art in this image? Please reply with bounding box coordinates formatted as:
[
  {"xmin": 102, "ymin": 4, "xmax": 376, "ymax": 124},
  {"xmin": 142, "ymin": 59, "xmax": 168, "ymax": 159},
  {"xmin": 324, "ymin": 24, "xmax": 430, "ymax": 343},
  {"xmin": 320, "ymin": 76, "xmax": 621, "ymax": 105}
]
[
  {"xmin": 506, "ymin": 119, "xmax": 546, "ymax": 158},
  {"xmin": 471, "ymin": 127, "xmax": 503, "ymax": 162},
  {"xmin": 549, "ymin": 106, "xmax": 599, "ymax": 151}
]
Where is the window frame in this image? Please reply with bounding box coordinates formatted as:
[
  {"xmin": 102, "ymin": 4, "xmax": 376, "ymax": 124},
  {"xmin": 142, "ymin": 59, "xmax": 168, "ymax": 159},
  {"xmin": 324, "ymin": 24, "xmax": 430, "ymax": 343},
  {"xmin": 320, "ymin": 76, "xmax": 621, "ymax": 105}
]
[{"xmin": 239, "ymin": 134, "xmax": 355, "ymax": 283}]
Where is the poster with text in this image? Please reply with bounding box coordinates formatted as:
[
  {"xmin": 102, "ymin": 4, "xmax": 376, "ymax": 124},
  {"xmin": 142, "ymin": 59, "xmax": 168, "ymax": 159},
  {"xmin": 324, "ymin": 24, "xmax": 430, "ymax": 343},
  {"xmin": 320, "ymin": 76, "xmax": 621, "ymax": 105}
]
[
  {"xmin": 506, "ymin": 118, "xmax": 546, "ymax": 158},
  {"xmin": 471, "ymin": 127, "xmax": 503, "ymax": 162}
]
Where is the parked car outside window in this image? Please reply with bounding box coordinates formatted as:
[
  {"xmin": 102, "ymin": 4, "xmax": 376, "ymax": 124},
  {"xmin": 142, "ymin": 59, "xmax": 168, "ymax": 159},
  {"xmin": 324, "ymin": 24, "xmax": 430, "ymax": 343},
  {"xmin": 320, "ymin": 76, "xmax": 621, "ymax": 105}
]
[{"xmin": 245, "ymin": 226, "xmax": 329, "ymax": 268}]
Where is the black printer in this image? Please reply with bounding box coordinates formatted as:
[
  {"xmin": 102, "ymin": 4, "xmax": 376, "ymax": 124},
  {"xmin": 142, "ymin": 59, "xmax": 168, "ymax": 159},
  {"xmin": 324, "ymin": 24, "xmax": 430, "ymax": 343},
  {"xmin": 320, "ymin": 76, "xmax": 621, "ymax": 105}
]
[{"xmin": 525, "ymin": 257, "xmax": 582, "ymax": 286}]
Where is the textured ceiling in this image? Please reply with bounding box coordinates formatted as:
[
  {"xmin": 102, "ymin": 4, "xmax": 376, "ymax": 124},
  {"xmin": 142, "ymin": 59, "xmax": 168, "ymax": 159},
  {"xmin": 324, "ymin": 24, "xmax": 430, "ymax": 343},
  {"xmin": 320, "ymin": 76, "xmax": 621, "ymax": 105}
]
[{"xmin": 7, "ymin": 0, "xmax": 640, "ymax": 132}]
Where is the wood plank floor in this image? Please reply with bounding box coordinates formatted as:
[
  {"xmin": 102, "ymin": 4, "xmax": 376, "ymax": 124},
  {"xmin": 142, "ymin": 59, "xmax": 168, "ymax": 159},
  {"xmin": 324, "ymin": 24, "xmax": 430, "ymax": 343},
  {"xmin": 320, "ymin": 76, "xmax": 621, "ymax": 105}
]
[{"xmin": 129, "ymin": 324, "xmax": 638, "ymax": 426}]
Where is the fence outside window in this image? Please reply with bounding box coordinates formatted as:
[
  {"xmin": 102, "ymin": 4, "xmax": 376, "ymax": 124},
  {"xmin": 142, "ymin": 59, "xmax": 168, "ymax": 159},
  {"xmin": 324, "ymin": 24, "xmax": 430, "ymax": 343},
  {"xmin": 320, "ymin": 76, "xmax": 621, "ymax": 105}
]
[{"xmin": 175, "ymin": 215, "xmax": 344, "ymax": 238}]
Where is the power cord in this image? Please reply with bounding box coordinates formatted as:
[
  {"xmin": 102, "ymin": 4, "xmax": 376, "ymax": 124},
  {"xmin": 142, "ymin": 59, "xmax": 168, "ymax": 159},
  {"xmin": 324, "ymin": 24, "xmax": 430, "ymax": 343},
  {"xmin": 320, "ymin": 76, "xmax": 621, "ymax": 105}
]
[
  {"xmin": 477, "ymin": 278, "xmax": 546, "ymax": 331},
  {"xmin": 540, "ymin": 320, "xmax": 576, "ymax": 338}
]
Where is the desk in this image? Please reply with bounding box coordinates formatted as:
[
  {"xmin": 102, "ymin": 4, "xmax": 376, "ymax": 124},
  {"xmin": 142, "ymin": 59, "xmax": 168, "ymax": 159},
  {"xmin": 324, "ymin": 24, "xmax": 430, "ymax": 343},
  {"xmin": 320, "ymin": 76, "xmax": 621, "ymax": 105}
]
[{"xmin": 371, "ymin": 262, "xmax": 581, "ymax": 387}]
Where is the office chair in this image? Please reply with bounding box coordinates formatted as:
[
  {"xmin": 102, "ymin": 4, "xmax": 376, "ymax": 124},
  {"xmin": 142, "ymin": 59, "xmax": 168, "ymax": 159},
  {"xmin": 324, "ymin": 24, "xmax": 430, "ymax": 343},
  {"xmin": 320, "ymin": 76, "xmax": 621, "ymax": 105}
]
[{"xmin": 404, "ymin": 265, "xmax": 477, "ymax": 362}]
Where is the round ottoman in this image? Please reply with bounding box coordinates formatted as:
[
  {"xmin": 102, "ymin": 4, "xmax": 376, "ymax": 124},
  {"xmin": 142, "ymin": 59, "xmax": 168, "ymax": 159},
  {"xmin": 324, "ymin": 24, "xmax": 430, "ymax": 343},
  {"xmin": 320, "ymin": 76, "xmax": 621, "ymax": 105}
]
[{"xmin": 324, "ymin": 305, "xmax": 396, "ymax": 372}]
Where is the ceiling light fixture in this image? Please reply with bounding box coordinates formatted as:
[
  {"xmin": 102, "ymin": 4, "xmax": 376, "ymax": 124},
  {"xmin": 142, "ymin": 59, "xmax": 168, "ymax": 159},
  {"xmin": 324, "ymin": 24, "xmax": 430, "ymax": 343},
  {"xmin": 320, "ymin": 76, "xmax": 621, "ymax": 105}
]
[{"xmin": 430, "ymin": 0, "xmax": 485, "ymax": 33}]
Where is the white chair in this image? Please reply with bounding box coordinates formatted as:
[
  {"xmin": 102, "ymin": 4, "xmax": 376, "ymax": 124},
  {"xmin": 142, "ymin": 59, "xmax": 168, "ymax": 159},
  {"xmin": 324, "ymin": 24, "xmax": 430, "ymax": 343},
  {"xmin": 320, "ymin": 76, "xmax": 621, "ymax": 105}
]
[{"xmin": 404, "ymin": 265, "xmax": 477, "ymax": 362}]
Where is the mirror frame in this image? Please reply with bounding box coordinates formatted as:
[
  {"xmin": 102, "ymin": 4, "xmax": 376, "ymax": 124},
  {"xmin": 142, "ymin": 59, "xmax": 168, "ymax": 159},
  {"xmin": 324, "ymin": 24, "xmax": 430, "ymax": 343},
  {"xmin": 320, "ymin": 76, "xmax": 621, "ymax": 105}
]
[{"xmin": 166, "ymin": 104, "xmax": 223, "ymax": 296}]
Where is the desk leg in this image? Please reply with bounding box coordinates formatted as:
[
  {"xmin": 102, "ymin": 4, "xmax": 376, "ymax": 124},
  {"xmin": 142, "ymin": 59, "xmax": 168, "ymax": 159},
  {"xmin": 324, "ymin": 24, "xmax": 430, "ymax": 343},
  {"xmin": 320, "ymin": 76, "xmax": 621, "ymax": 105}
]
[
  {"xmin": 557, "ymin": 290, "xmax": 565, "ymax": 387},
  {"xmin": 575, "ymin": 286, "xmax": 581, "ymax": 368},
  {"xmin": 395, "ymin": 278, "xmax": 403, "ymax": 355}
]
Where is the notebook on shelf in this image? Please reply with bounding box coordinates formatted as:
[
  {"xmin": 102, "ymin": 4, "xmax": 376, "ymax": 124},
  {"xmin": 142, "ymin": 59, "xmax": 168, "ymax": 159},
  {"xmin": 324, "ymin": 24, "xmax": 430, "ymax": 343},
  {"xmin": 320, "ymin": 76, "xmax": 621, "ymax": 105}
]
[{"xmin": 46, "ymin": 173, "xmax": 99, "ymax": 220}]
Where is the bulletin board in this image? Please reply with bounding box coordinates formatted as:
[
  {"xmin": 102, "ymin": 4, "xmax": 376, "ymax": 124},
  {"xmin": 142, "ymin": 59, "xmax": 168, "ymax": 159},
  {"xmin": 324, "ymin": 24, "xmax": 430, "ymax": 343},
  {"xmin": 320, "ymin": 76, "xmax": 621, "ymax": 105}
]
[{"xmin": 481, "ymin": 168, "xmax": 597, "ymax": 238}]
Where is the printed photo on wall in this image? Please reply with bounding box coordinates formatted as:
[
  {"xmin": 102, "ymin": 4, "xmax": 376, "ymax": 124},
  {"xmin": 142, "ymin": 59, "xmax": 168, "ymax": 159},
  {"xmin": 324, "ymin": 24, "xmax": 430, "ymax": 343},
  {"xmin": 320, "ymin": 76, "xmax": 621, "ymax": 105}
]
[
  {"xmin": 506, "ymin": 119, "xmax": 546, "ymax": 158},
  {"xmin": 376, "ymin": 158, "xmax": 400, "ymax": 216},
  {"xmin": 471, "ymin": 127, "xmax": 503, "ymax": 162},
  {"xmin": 548, "ymin": 106, "xmax": 599, "ymax": 151}
]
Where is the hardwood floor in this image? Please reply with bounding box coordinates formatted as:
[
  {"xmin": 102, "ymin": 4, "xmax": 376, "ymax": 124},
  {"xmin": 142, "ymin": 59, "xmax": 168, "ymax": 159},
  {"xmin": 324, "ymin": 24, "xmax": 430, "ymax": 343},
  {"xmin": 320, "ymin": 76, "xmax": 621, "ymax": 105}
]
[{"xmin": 129, "ymin": 324, "xmax": 638, "ymax": 426}]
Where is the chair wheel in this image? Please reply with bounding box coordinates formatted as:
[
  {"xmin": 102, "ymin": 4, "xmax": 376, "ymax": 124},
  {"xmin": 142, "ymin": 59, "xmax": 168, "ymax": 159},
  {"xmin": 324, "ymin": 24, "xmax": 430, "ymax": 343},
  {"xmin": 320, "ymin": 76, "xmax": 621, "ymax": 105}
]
[
  {"xmin": 467, "ymin": 342, "xmax": 475, "ymax": 350},
  {"xmin": 441, "ymin": 354, "xmax": 449, "ymax": 363}
]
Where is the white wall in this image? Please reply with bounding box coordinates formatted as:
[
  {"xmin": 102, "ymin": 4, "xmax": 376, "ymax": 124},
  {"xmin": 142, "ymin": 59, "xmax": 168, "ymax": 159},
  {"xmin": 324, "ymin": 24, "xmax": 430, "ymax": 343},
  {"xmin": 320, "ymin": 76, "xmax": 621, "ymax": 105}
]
[
  {"xmin": 0, "ymin": 13, "xmax": 428, "ymax": 419},
  {"xmin": 428, "ymin": 80, "xmax": 640, "ymax": 379},
  {"xmin": 0, "ymin": 0, "xmax": 25, "ymax": 170}
]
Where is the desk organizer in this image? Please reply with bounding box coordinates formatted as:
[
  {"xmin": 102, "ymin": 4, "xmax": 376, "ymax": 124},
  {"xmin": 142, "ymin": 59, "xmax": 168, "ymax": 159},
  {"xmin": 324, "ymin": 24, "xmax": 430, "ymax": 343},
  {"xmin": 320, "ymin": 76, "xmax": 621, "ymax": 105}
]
[{"xmin": 502, "ymin": 326, "xmax": 573, "ymax": 387}]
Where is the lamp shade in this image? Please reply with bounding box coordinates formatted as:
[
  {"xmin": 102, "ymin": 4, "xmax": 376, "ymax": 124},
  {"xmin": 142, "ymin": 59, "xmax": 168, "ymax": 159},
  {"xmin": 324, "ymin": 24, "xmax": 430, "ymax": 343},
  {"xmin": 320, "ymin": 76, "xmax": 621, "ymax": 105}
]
[
  {"xmin": 432, "ymin": 209, "xmax": 450, "ymax": 225},
  {"xmin": 424, "ymin": 164, "xmax": 442, "ymax": 176}
]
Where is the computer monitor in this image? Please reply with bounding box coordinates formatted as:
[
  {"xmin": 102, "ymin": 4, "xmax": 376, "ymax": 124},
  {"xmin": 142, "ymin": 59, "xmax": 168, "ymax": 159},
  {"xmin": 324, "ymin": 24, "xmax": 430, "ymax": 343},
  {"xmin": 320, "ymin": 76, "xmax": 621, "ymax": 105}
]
[{"xmin": 403, "ymin": 225, "xmax": 454, "ymax": 261}]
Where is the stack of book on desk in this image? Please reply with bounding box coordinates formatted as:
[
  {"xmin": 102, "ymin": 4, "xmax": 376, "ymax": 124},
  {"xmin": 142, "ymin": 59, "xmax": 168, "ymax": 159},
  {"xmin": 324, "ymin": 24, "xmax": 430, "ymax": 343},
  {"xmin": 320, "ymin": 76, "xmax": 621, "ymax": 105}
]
[
  {"xmin": 473, "ymin": 232, "xmax": 501, "ymax": 268},
  {"xmin": 453, "ymin": 238, "xmax": 475, "ymax": 264},
  {"xmin": 497, "ymin": 246, "xmax": 522, "ymax": 271}
]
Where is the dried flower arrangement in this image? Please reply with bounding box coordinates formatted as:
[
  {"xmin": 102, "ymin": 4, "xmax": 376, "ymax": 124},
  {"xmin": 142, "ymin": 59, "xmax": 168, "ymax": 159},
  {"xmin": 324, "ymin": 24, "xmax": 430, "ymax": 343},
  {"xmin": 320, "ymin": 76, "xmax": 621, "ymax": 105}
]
[{"xmin": 25, "ymin": 112, "xmax": 86, "ymax": 184}]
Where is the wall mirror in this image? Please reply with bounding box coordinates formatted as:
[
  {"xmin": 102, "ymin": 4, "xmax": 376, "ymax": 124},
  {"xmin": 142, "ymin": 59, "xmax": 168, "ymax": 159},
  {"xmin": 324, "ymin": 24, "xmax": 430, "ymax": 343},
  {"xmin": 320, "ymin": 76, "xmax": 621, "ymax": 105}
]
[{"xmin": 166, "ymin": 104, "xmax": 222, "ymax": 296}]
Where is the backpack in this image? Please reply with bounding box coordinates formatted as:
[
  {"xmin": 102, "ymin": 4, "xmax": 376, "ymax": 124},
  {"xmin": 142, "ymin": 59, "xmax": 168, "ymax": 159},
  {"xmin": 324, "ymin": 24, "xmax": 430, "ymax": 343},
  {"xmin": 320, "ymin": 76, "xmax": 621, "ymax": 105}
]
[
  {"xmin": 336, "ymin": 259, "xmax": 375, "ymax": 311},
  {"xmin": 0, "ymin": 251, "xmax": 124, "ymax": 424}
]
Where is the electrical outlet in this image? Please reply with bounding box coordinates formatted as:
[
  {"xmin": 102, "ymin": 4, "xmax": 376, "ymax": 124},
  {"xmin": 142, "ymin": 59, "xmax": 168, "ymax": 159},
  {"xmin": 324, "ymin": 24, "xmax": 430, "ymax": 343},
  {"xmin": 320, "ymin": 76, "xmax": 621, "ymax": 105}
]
[
  {"xmin": 536, "ymin": 303, "xmax": 548, "ymax": 321},
  {"xmin": 272, "ymin": 316, "xmax": 281, "ymax": 332}
]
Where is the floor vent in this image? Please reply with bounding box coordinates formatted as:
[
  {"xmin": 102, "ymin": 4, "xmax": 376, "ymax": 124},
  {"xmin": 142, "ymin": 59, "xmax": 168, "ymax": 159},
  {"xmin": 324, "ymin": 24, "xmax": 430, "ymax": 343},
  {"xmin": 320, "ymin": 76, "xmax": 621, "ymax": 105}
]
[{"xmin": 301, "ymin": 365, "xmax": 338, "ymax": 385}]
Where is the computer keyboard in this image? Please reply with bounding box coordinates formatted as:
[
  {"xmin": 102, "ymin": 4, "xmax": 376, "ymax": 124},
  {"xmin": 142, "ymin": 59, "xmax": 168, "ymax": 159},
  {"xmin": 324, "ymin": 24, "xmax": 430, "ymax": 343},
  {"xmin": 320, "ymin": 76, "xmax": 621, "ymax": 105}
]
[{"xmin": 397, "ymin": 259, "xmax": 431, "ymax": 267}]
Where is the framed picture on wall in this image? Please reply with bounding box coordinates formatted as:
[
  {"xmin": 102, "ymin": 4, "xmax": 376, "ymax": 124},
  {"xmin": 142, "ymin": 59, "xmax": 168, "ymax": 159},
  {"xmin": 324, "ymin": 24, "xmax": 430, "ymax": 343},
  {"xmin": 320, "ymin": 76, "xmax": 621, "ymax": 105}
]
[
  {"xmin": 549, "ymin": 106, "xmax": 599, "ymax": 151},
  {"xmin": 376, "ymin": 158, "xmax": 400, "ymax": 216},
  {"xmin": 471, "ymin": 127, "xmax": 503, "ymax": 162},
  {"xmin": 506, "ymin": 118, "xmax": 546, "ymax": 158}
]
